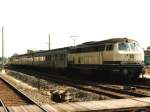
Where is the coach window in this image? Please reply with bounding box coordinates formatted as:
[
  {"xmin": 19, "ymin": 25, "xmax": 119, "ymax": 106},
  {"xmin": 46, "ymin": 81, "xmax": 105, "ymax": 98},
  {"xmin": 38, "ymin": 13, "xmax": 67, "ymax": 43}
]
[
  {"xmin": 106, "ymin": 44, "xmax": 113, "ymax": 51},
  {"xmin": 49, "ymin": 55, "xmax": 51, "ymax": 61},
  {"xmin": 63, "ymin": 54, "xmax": 66, "ymax": 59},
  {"xmin": 71, "ymin": 57, "xmax": 75, "ymax": 64},
  {"xmin": 55, "ymin": 54, "xmax": 57, "ymax": 60},
  {"xmin": 58, "ymin": 54, "xmax": 62, "ymax": 60},
  {"xmin": 43, "ymin": 56, "xmax": 45, "ymax": 61},
  {"xmin": 46, "ymin": 56, "xmax": 49, "ymax": 61},
  {"xmin": 60, "ymin": 54, "xmax": 64, "ymax": 60},
  {"xmin": 78, "ymin": 57, "xmax": 81, "ymax": 64}
]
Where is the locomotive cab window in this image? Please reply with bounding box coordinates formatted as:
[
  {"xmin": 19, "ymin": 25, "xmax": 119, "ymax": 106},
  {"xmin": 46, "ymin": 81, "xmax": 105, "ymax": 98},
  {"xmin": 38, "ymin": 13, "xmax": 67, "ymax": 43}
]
[
  {"xmin": 130, "ymin": 42, "xmax": 143, "ymax": 52},
  {"xmin": 119, "ymin": 43, "xmax": 130, "ymax": 51},
  {"xmin": 106, "ymin": 44, "xmax": 113, "ymax": 51},
  {"xmin": 119, "ymin": 42, "xmax": 142, "ymax": 52}
]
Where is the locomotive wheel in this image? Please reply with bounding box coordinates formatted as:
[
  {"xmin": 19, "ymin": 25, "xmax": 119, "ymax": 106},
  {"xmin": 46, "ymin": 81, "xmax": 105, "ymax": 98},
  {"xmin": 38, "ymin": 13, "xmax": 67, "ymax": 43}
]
[{"xmin": 122, "ymin": 69, "xmax": 134, "ymax": 82}]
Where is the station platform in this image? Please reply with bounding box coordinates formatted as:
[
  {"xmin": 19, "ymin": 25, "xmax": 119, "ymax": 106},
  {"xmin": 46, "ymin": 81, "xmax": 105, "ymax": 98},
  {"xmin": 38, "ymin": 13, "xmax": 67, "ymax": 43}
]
[{"xmin": 0, "ymin": 97, "xmax": 150, "ymax": 112}]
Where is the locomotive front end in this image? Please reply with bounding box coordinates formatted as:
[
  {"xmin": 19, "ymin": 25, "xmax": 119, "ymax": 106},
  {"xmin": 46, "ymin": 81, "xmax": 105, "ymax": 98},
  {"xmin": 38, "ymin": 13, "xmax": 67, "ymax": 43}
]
[{"xmin": 115, "ymin": 39, "xmax": 144, "ymax": 80}]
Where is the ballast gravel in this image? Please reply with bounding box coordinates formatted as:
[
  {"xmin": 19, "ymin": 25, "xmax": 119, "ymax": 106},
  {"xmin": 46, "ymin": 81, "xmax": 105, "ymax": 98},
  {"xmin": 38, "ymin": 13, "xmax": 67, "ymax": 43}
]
[{"xmin": 1, "ymin": 70, "xmax": 109, "ymax": 105}]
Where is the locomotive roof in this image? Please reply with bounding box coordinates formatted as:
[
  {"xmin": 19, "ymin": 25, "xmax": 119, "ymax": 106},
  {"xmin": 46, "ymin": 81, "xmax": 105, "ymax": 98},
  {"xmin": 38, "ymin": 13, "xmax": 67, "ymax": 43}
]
[
  {"xmin": 72, "ymin": 38, "xmax": 137, "ymax": 49},
  {"xmin": 79, "ymin": 38, "xmax": 136, "ymax": 46}
]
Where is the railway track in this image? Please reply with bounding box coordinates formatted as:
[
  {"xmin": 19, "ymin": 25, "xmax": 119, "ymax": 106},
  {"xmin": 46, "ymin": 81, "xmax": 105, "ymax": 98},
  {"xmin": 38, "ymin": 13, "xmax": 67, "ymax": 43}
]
[
  {"xmin": 0, "ymin": 77, "xmax": 30, "ymax": 106},
  {"xmin": 133, "ymin": 78, "xmax": 150, "ymax": 89},
  {"xmin": 0, "ymin": 75, "xmax": 49, "ymax": 112},
  {"xmin": 57, "ymin": 77, "xmax": 150, "ymax": 98},
  {"xmin": 0, "ymin": 99, "xmax": 9, "ymax": 112},
  {"xmin": 5, "ymin": 67, "xmax": 150, "ymax": 100}
]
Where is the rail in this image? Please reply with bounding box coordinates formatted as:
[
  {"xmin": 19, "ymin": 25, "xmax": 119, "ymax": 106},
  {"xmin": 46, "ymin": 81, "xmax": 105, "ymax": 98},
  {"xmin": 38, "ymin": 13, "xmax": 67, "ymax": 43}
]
[
  {"xmin": 0, "ymin": 99, "xmax": 9, "ymax": 112},
  {"xmin": 0, "ymin": 76, "xmax": 49, "ymax": 112}
]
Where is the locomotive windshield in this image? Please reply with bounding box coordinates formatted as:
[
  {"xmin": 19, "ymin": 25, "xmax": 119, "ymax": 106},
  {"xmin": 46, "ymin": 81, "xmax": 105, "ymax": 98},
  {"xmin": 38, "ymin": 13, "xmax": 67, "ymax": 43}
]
[
  {"xmin": 119, "ymin": 43, "xmax": 130, "ymax": 51},
  {"xmin": 119, "ymin": 42, "xmax": 142, "ymax": 51}
]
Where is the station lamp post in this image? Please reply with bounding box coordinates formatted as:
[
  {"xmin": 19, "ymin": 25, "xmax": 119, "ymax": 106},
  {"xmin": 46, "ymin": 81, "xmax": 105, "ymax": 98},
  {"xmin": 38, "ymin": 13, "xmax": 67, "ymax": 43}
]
[{"xmin": 46, "ymin": 34, "xmax": 51, "ymax": 50}]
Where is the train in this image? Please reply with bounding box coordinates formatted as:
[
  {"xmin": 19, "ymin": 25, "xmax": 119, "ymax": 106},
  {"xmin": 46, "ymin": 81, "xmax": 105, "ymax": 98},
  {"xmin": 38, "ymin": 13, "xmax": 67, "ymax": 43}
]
[{"xmin": 8, "ymin": 38, "xmax": 144, "ymax": 81}]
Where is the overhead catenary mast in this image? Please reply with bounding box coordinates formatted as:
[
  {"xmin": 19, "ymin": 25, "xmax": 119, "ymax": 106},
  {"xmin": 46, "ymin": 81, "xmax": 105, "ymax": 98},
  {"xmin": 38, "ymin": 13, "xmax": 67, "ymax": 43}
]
[
  {"xmin": 1, "ymin": 26, "xmax": 5, "ymax": 74},
  {"xmin": 70, "ymin": 35, "xmax": 78, "ymax": 46},
  {"xmin": 48, "ymin": 34, "xmax": 50, "ymax": 50},
  {"xmin": 2, "ymin": 27, "xmax": 4, "ymax": 67}
]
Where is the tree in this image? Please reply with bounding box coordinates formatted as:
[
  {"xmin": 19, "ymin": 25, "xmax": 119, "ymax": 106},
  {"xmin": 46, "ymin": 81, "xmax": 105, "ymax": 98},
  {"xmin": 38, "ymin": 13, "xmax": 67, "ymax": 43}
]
[
  {"xmin": 147, "ymin": 46, "xmax": 150, "ymax": 51},
  {"xmin": 0, "ymin": 57, "xmax": 7, "ymax": 64}
]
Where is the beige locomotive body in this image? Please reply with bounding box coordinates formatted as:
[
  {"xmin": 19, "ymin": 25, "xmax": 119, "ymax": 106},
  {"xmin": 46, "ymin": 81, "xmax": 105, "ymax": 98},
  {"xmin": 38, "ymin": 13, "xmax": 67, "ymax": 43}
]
[{"xmin": 68, "ymin": 38, "xmax": 144, "ymax": 80}]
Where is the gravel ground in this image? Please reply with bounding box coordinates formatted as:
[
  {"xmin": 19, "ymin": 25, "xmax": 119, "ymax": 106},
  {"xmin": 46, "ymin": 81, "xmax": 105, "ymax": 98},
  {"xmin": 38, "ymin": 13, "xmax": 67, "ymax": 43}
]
[{"xmin": 2, "ymin": 70, "xmax": 109, "ymax": 105}]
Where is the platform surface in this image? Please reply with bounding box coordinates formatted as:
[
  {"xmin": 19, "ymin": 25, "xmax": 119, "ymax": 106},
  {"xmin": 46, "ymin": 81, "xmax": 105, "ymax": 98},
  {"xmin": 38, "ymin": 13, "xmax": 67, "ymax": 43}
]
[
  {"xmin": 7, "ymin": 105, "xmax": 44, "ymax": 112},
  {"xmin": 42, "ymin": 97, "xmax": 150, "ymax": 112},
  {"xmin": 3, "ymin": 97, "xmax": 150, "ymax": 112},
  {"xmin": 0, "ymin": 108, "xmax": 5, "ymax": 112}
]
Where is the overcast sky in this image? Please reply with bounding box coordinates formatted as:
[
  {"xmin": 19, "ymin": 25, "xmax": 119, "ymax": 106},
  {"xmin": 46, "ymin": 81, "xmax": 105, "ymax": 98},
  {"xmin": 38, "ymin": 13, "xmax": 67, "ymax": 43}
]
[{"xmin": 0, "ymin": 0, "xmax": 150, "ymax": 57}]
